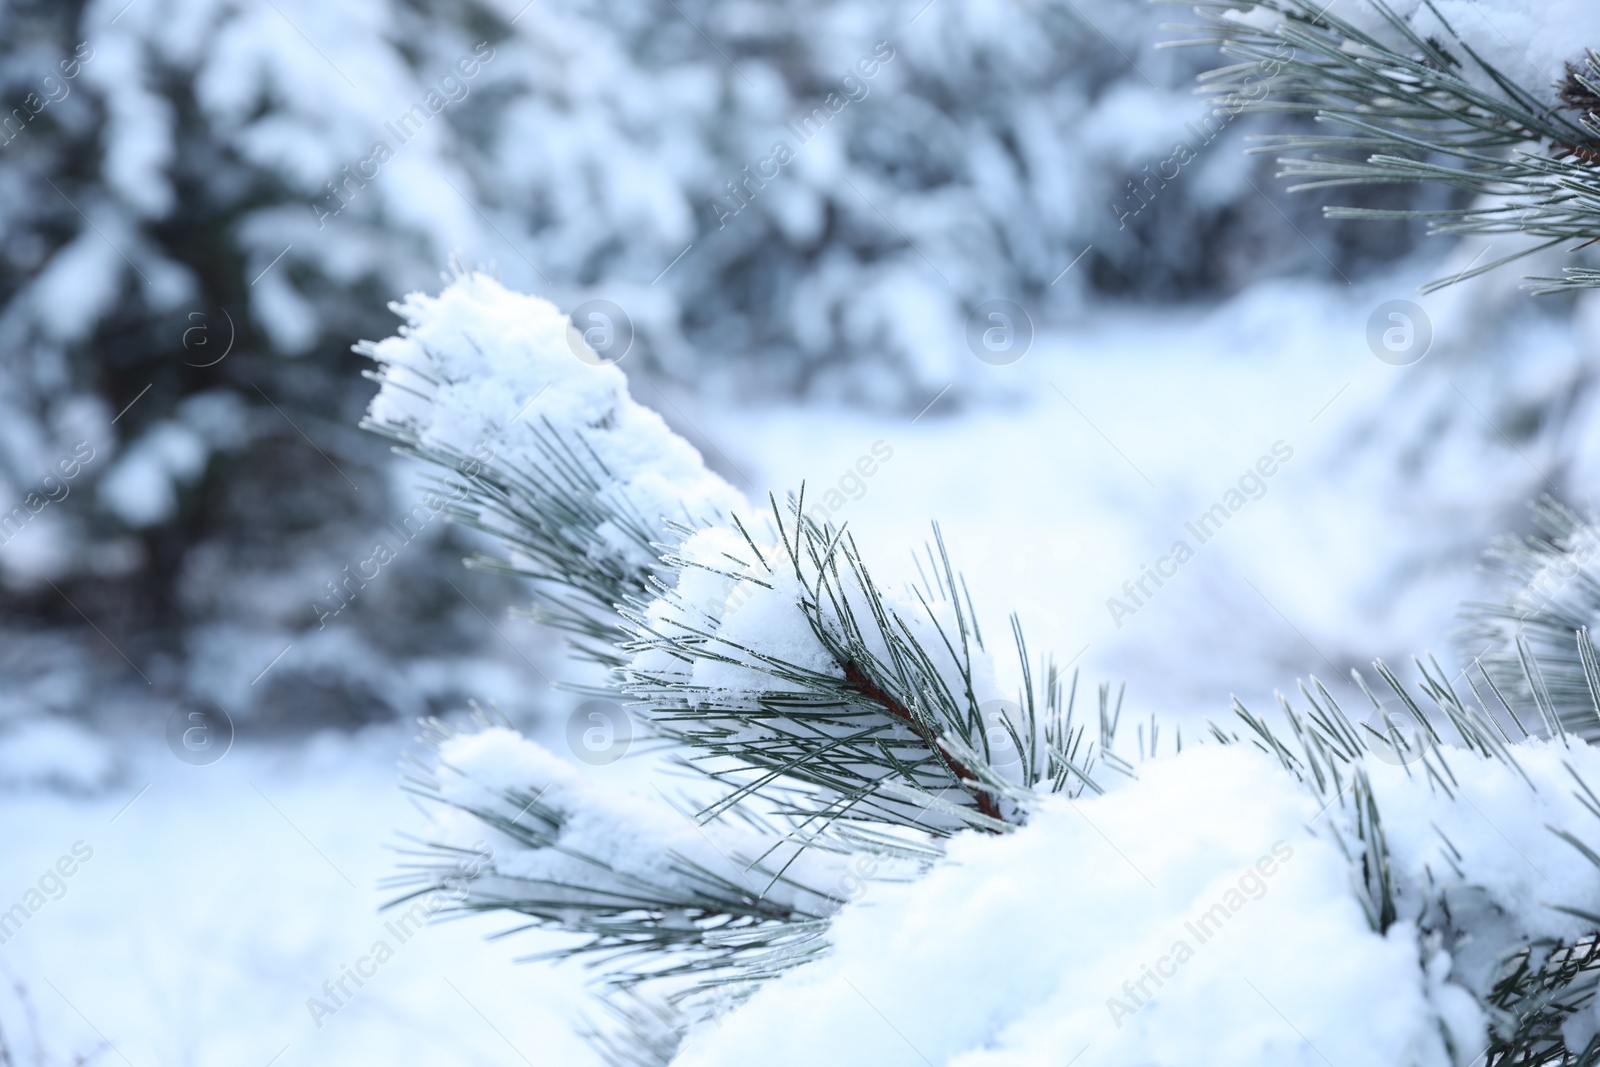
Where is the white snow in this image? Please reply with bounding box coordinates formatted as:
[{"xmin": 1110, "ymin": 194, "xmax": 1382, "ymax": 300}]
[
  {"xmin": 626, "ymin": 525, "xmax": 845, "ymax": 694},
  {"xmin": 1332, "ymin": 1, "xmax": 1600, "ymax": 100},
  {"xmin": 362, "ymin": 273, "xmax": 747, "ymax": 569},
  {"xmin": 0, "ymin": 718, "xmax": 113, "ymax": 792},
  {"xmin": 431, "ymin": 726, "xmax": 859, "ymax": 916},
  {"xmin": 96, "ymin": 420, "xmax": 208, "ymax": 528},
  {"xmin": 675, "ymin": 738, "xmax": 1600, "ymax": 1066},
  {"xmin": 25, "ymin": 227, "xmax": 126, "ymax": 345},
  {"xmin": 0, "ymin": 728, "xmax": 601, "ymax": 1066}
]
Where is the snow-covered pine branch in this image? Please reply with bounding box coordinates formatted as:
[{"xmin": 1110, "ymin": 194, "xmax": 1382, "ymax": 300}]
[
  {"xmin": 357, "ymin": 269, "xmax": 747, "ymax": 667},
  {"xmin": 1461, "ymin": 497, "xmax": 1600, "ymax": 739},
  {"xmin": 364, "ymin": 273, "xmax": 1600, "ymax": 1066},
  {"xmin": 358, "ymin": 270, "xmax": 1096, "ymax": 840},
  {"xmin": 1171, "ymin": 0, "xmax": 1600, "ymax": 291},
  {"xmin": 671, "ymin": 687, "xmax": 1600, "ymax": 1067},
  {"xmin": 389, "ymin": 716, "xmax": 850, "ymax": 982},
  {"xmin": 620, "ymin": 510, "xmax": 1108, "ymax": 834}
]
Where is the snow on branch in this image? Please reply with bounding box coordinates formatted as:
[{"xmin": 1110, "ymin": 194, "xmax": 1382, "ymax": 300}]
[
  {"xmin": 622, "ymin": 508, "xmax": 1105, "ymax": 836},
  {"xmin": 1171, "ymin": 0, "xmax": 1600, "ymax": 291},
  {"xmin": 360, "ymin": 270, "xmax": 1097, "ymax": 838},
  {"xmin": 358, "ymin": 268, "xmax": 746, "ymax": 664},
  {"xmin": 671, "ymin": 725, "xmax": 1600, "ymax": 1066},
  {"xmin": 1462, "ymin": 497, "xmax": 1600, "ymax": 739},
  {"xmin": 360, "ymin": 272, "xmax": 1121, "ymax": 1058},
  {"xmin": 366, "ymin": 273, "xmax": 1600, "ymax": 1066},
  {"xmin": 390, "ymin": 718, "xmax": 869, "ymax": 988}
]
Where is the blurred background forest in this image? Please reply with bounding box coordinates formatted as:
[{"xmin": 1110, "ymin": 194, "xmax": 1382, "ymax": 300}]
[{"xmin": 1, "ymin": 0, "xmax": 1474, "ymax": 755}]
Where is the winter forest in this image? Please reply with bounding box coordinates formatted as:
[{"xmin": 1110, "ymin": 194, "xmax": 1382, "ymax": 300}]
[{"xmin": 10, "ymin": 0, "xmax": 1600, "ymax": 1063}]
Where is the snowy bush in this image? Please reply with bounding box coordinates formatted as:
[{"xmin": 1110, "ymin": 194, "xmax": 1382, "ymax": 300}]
[
  {"xmin": 0, "ymin": 0, "xmax": 1446, "ymax": 590},
  {"xmin": 372, "ymin": 272, "xmax": 1600, "ymax": 1065}
]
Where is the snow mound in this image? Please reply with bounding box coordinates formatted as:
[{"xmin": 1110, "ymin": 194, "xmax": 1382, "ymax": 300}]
[
  {"xmin": 0, "ymin": 717, "xmax": 115, "ymax": 792},
  {"xmin": 676, "ymin": 738, "xmax": 1600, "ymax": 1066}
]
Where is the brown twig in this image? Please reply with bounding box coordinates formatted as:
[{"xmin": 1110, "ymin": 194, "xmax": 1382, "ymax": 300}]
[
  {"xmin": 1553, "ymin": 54, "xmax": 1600, "ymax": 165},
  {"xmin": 842, "ymin": 662, "xmax": 1006, "ymax": 826}
]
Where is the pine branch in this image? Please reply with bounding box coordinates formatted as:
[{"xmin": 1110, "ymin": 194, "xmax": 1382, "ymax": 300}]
[
  {"xmin": 1228, "ymin": 651, "xmax": 1600, "ymax": 1065},
  {"xmin": 356, "ymin": 271, "xmax": 748, "ymax": 668},
  {"xmin": 621, "ymin": 496, "xmax": 1105, "ymax": 839},
  {"xmin": 359, "ymin": 416, "xmax": 669, "ymax": 668},
  {"xmin": 1460, "ymin": 497, "xmax": 1600, "ymax": 738},
  {"xmin": 387, "ymin": 712, "xmax": 846, "ymax": 990},
  {"xmin": 358, "ymin": 275, "xmax": 1126, "ymax": 1052},
  {"xmin": 359, "ymin": 274, "xmax": 1600, "ymax": 1064},
  {"xmin": 580, "ymin": 989, "xmax": 686, "ymax": 1067},
  {"xmin": 1167, "ymin": 0, "xmax": 1600, "ymax": 291}
]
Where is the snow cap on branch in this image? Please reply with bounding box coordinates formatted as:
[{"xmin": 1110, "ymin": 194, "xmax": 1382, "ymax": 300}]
[
  {"xmin": 360, "ymin": 270, "xmax": 746, "ymax": 571},
  {"xmin": 1224, "ymin": 0, "xmax": 1600, "ymax": 101}
]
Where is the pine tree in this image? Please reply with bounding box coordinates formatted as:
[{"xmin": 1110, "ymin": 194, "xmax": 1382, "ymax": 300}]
[{"xmin": 365, "ymin": 270, "xmax": 1600, "ymax": 1066}]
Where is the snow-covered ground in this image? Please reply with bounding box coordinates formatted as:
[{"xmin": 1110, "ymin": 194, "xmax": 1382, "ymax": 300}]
[
  {"xmin": 6, "ymin": 243, "xmax": 1590, "ymax": 1062},
  {"xmin": 0, "ymin": 725, "xmax": 604, "ymax": 1066}
]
